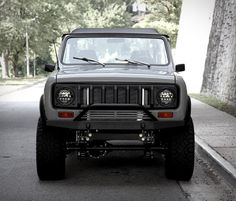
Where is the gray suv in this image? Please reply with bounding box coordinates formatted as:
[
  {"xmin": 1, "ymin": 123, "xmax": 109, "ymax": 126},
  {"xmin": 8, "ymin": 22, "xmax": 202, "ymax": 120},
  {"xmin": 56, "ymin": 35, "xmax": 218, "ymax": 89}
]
[{"xmin": 36, "ymin": 28, "xmax": 194, "ymax": 181}]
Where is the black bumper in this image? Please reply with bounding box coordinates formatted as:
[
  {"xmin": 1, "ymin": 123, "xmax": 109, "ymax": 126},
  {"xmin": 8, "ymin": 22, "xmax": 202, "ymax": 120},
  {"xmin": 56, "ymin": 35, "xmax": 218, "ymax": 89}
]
[
  {"xmin": 47, "ymin": 104, "xmax": 184, "ymax": 130},
  {"xmin": 46, "ymin": 120, "xmax": 185, "ymax": 130}
]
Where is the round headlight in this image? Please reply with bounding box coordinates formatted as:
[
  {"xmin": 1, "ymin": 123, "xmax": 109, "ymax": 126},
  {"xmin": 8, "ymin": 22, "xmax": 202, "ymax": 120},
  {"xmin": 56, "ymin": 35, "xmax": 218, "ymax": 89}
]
[
  {"xmin": 159, "ymin": 89, "xmax": 174, "ymax": 105},
  {"xmin": 56, "ymin": 88, "xmax": 74, "ymax": 105}
]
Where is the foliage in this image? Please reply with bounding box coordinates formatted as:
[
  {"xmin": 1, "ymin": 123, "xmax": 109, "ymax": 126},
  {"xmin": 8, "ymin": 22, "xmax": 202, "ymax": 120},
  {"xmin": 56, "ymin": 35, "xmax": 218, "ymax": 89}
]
[
  {"xmin": 133, "ymin": 0, "xmax": 182, "ymax": 47},
  {"xmin": 145, "ymin": 0, "xmax": 182, "ymax": 24},
  {"xmin": 133, "ymin": 17, "xmax": 178, "ymax": 46},
  {"xmin": 81, "ymin": 3, "xmax": 132, "ymax": 28},
  {"xmin": 0, "ymin": 0, "xmax": 70, "ymax": 77},
  {"xmin": 0, "ymin": 0, "xmax": 182, "ymax": 78}
]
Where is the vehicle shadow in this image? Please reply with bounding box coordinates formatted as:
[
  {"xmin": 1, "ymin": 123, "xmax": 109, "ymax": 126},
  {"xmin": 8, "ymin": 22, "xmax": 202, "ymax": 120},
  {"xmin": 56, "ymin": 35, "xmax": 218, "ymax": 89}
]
[{"xmin": 64, "ymin": 151, "xmax": 168, "ymax": 186}]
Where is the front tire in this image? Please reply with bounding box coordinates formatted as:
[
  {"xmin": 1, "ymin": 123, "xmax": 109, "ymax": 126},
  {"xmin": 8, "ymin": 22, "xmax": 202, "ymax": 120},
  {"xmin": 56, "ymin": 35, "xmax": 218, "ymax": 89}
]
[
  {"xmin": 36, "ymin": 117, "xmax": 65, "ymax": 180},
  {"xmin": 165, "ymin": 117, "xmax": 195, "ymax": 181}
]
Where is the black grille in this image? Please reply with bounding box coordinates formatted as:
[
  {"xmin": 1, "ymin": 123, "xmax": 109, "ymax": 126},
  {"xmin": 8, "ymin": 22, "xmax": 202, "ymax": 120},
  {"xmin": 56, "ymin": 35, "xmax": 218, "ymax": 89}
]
[
  {"xmin": 105, "ymin": 86, "xmax": 114, "ymax": 103},
  {"xmin": 93, "ymin": 87, "xmax": 102, "ymax": 103},
  {"xmin": 53, "ymin": 83, "xmax": 178, "ymax": 109},
  {"xmin": 79, "ymin": 84, "xmax": 147, "ymax": 107}
]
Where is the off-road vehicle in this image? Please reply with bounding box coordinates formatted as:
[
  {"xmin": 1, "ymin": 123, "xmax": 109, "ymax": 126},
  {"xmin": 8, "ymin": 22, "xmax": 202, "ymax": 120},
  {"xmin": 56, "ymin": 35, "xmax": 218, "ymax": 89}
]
[{"xmin": 36, "ymin": 28, "xmax": 194, "ymax": 181}]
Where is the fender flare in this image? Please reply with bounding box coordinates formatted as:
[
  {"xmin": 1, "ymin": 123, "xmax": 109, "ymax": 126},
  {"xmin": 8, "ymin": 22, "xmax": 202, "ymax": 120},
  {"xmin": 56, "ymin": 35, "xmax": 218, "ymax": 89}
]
[
  {"xmin": 39, "ymin": 95, "xmax": 47, "ymax": 121},
  {"xmin": 185, "ymin": 96, "xmax": 191, "ymax": 122}
]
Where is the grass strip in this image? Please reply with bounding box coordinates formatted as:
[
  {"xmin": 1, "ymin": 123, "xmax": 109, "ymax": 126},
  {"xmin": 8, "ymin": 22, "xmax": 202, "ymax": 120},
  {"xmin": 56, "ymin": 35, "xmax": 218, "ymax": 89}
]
[{"xmin": 190, "ymin": 93, "xmax": 236, "ymax": 118}]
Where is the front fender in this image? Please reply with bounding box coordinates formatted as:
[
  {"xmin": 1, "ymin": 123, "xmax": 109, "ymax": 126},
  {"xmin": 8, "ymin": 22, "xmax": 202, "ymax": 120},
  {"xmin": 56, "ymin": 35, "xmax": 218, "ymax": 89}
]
[{"xmin": 39, "ymin": 95, "xmax": 46, "ymax": 121}]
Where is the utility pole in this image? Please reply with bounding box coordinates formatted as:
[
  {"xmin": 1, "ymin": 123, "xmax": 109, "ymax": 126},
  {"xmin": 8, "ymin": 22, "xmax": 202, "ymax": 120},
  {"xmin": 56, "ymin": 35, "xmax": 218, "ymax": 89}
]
[
  {"xmin": 26, "ymin": 28, "xmax": 30, "ymax": 77},
  {"xmin": 33, "ymin": 52, "xmax": 36, "ymax": 77}
]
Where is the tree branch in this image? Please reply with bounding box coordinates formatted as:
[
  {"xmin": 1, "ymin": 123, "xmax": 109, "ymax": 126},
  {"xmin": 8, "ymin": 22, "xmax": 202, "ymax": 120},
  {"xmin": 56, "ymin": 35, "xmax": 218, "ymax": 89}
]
[{"xmin": 0, "ymin": 0, "xmax": 6, "ymax": 8}]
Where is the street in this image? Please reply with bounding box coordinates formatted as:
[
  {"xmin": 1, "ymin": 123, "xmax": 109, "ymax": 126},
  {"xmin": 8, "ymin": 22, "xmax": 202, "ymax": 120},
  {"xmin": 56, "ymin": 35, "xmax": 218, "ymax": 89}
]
[{"xmin": 0, "ymin": 82, "xmax": 235, "ymax": 201}]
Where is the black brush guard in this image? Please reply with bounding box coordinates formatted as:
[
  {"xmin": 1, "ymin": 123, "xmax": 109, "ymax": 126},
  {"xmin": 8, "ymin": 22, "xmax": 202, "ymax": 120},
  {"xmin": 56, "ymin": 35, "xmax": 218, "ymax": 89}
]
[{"xmin": 47, "ymin": 104, "xmax": 184, "ymax": 130}]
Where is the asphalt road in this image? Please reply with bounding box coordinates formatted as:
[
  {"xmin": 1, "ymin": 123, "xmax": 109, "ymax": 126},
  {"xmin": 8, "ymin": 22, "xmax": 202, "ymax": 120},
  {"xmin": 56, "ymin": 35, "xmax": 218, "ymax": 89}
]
[{"xmin": 0, "ymin": 82, "xmax": 235, "ymax": 201}]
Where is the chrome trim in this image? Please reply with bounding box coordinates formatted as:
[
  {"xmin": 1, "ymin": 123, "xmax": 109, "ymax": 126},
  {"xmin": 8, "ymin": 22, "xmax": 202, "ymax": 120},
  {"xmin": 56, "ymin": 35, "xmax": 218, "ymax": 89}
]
[
  {"xmin": 142, "ymin": 88, "xmax": 145, "ymax": 105},
  {"xmin": 86, "ymin": 88, "xmax": 90, "ymax": 105},
  {"xmin": 81, "ymin": 110, "xmax": 151, "ymax": 121}
]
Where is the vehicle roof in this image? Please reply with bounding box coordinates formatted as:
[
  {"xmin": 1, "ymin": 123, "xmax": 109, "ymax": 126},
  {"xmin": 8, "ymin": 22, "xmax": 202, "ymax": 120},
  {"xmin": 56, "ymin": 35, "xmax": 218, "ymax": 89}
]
[{"xmin": 71, "ymin": 28, "xmax": 159, "ymax": 35}]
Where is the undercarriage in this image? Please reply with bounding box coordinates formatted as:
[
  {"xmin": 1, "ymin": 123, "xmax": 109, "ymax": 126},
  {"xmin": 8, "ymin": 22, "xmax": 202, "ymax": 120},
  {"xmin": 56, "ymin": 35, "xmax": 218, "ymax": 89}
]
[
  {"xmin": 48, "ymin": 103, "xmax": 184, "ymax": 159},
  {"xmin": 66, "ymin": 129, "xmax": 166, "ymax": 159}
]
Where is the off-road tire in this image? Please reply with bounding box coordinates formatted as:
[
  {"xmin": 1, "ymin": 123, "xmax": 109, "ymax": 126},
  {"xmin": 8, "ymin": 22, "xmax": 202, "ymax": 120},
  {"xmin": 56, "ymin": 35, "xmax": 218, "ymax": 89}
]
[
  {"xmin": 165, "ymin": 117, "xmax": 195, "ymax": 181},
  {"xmin": 36, "ymin": 117, "xmax": 65, "ymax": 180}
]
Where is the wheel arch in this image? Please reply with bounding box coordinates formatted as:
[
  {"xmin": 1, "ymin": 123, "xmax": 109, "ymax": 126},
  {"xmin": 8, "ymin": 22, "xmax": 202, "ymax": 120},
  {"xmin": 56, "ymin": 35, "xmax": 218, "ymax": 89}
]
[
  {"xmin": 185, "ymin": 96, "xmax": 191, "ymax": 122},
  {"xmin": 40, "ymin": 95, "xmax": 47, "ymax": 121}
]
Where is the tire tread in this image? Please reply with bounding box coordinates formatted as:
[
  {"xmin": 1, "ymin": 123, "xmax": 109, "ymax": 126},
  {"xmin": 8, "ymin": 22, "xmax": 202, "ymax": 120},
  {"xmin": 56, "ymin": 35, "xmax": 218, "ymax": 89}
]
[
  {"xmin": 36, "ymin": 118, "xmax": 65, "ymax": 180},
  {"xmin": 165, "ymin": 118, "xmax": 195, "ymax": 181}
]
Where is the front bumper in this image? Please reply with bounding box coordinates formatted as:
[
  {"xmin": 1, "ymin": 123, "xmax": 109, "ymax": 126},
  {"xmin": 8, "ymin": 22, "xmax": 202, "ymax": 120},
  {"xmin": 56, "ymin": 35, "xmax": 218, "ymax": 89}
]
[
  {"xmin": 46, "ymin": 120, "xmax": 184, "ymax": 130},
  {"xmin": 47, "ymin": 104, "xmax": 185, "ymax": 130}
]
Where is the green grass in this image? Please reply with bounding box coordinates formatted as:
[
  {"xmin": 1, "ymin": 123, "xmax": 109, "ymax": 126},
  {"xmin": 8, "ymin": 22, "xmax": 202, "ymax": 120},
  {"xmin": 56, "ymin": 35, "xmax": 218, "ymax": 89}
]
[{"xmin": 190, "ymin": 93, "xmax": 236, "ymax": 118}]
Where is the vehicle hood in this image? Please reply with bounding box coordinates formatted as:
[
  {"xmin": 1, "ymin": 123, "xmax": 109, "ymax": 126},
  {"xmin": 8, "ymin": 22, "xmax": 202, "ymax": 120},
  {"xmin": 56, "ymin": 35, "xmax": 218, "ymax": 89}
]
[{"xmin": 56, "ymin": 66, "xmax": 175, "ymax": 84}]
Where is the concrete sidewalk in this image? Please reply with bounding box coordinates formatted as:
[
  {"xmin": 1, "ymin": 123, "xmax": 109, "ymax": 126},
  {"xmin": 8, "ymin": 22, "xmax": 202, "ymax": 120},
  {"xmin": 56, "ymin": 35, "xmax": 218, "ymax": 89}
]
[{"xmin": 192, "ymin": 98, "xmax": 236, "ymax": 184}]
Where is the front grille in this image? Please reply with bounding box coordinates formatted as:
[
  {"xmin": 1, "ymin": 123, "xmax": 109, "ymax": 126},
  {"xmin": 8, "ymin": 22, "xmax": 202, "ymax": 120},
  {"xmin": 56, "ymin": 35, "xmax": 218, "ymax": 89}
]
[
  {"xmin": 81, "ymin": 110, "xmax": 151, "ymax": 121},
  {"xmin": 53, "ymin": 83, "xmax": 178, "ymax": 109},
  {"xmin": 79, "ymin": 84, "xmax": 152, "ymax": 107}
]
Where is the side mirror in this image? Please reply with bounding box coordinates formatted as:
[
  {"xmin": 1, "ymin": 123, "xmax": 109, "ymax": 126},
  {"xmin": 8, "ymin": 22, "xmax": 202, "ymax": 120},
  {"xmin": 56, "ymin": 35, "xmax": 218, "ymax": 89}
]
[
  {"xmin": 44, "ymin": 64, "xmax": 55, "ymax": 72},
  {"xmin": 175, "ymin": 64, "xmax": 185, "ymax": 72}
]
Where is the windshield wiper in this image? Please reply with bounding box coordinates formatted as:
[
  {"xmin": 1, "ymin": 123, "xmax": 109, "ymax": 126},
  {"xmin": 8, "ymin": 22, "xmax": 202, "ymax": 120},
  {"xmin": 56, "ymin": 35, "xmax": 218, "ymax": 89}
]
[
  {"xmin": 115, "ymin": 58, "xmax": 150, "ymax": 69},
  {"xmin": 73, "ymin": 57, "xmax": 105, "ymax": 67}
]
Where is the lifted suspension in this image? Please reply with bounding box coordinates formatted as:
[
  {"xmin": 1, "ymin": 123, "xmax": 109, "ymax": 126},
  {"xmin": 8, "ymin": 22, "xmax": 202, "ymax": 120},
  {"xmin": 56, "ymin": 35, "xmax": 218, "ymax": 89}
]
[{"xmin": 67, "ymin": 129, "xmax": 167, "ymax": 158}]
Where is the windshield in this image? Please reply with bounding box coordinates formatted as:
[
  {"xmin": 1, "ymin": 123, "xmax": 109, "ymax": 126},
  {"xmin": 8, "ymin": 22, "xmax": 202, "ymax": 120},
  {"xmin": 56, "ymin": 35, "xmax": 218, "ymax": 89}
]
[{"xmin": 62, "ymin": 37, "xmax": 168, "ymax": 65}]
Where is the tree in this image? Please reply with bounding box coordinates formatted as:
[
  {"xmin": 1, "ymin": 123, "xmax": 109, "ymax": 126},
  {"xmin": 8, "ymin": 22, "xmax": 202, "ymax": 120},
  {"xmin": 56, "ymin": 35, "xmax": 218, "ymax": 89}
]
[
  {"xmin": 133, "ymin": 17, "xmax": 178, "ymax": 46},
  {"xmin": 0, "ymin": 0, "xmax": 71, "ymax": 77},
  {"xmin": 81, "ymin": 3, "xmax": 132, "ymax": 28},
  {"xmin": 0, "ymin": 0, "xmax": 182, "ymax": 79},
  {"xmin": 132, "ymin": 0, "xmax": 182, "ymax": 47},
  {"xmin": 0, "ymin": 0, "xmax": 133, "ymax": 78},
  {"xmin": 201, "ymin": 0, "xmax": 236, "ymax": 106},
  {"xmin": 65, "ymin": 0, "xmax": 132, "ymax": 29},
  {"xmin": 0, "ymin": 0, "xmax": 13, "ymax": 78},
  {"xmin": 146, "ymin": 0, "xmax": 182, "ymax": 24}
]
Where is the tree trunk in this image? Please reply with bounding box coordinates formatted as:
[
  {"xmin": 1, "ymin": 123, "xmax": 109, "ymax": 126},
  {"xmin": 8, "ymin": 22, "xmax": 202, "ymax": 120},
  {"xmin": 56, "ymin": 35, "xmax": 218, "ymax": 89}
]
[
  {"xmin": 12, "ymin": 50, "xmax": 20, "ymax": 77},
  {"xmin": 0, "ymin": 51, "xmax": 9, "ymax": 79},
  {"xmin": 5, "ymin": 50, "xmax": 10, "ymax": 77},
  {"xmin": 201, "ymin": 0, "xmax": 236, "ymax": 106}
]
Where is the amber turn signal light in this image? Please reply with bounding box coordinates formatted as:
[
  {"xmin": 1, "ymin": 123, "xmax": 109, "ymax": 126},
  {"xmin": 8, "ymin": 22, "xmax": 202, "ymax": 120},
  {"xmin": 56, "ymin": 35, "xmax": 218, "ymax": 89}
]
[
  {"xmin": 58, "ymin": 111, "xmax": 74, "ymax": 118},
  {"xmin": 158, "ymin": 112, "xmax": 173, "ymax": 118}
]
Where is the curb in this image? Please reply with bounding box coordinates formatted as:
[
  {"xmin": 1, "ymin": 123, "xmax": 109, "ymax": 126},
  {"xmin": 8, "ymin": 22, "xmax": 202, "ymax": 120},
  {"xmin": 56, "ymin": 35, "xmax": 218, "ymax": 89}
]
[
  {"xmin": 195, "ymin": 135, "xmax": 236, "ymax": 187},
  {"xmin": 0, "ymin": 78, "xmax": 46, "ymax": 97}
]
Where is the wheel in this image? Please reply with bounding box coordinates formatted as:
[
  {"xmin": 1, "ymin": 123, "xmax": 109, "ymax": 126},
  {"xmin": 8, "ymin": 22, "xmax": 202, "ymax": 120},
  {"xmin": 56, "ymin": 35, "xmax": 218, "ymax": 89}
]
[
  {"xmin": 165, "ymin": 117, "xmax": 195, "ymax": 181},
  {"xmin": 36, "ymin": 117, "xmax": 66, "ymax": 180}
]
